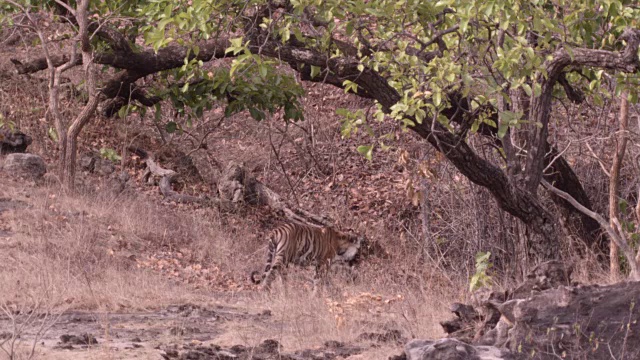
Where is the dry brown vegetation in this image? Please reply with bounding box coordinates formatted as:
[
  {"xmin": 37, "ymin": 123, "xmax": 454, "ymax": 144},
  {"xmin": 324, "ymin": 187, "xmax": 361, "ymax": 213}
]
[{"xmin": 0, "ymin": 172, "xmax": 455, "ymax": 359}]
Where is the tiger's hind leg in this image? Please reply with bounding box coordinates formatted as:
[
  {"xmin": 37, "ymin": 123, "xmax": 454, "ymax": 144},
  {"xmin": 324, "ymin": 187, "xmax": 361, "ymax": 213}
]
[
  {"xmin": 253, "ymin": 240, "xmax": 278, "ymax": 290},
  {"xmin": 260, "ymin": 263, "xmax": 279, "ymax": 290},
  {"xmin": 261, "ymin": 246, "xmax": 286, "ymax": 291}
]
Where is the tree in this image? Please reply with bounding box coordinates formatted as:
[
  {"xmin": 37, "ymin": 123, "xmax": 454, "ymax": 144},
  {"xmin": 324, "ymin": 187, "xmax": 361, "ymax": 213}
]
[
  {"xmin": 5, "ymin": 0, "xmax": 100, "ymax": 190},
  {"xmin": 5, "ymin": 0, "xmax": 640, "ymax": 267}
]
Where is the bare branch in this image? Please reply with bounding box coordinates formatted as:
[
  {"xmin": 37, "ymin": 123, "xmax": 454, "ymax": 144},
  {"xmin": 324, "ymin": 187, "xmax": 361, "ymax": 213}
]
[
  {"xmin": 542, "ymin": 180, "xmax": 639, "ymax": 280},
  {"xmin": 585, "ymin": 142, "xmax": 611, "ymax": 177},
  {"xmin": 54, "ymin": 0, "xmax": 76, "ymax": 17},
  {"xmin": 524, "ymin": 29, "xmax": 640, "ymax": 193}
]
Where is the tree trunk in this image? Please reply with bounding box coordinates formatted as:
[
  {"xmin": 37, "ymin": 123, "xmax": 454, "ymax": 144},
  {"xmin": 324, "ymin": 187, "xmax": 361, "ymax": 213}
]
[
  {"xmin": 609, "ymin": 91, "xmax": 630, "ymax": 280},
  {"xmin": 59, "ymin": 0, "xmax": 100, "ymax": 191},
  {"xmin": 63, "ymin": 136, "xmax": 77, "ymax": 188}
]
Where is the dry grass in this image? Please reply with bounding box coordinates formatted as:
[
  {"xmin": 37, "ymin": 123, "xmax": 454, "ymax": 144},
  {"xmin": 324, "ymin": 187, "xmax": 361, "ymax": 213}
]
[
  {"xmin": 0, "ymin": 173, "xmax": 460, "ymax": 358},
  {"xmin": 1, "ymin": 179, "xmax": 210, "ymax": 310},
  {"xmin": 214, "ymin": 277, "xmax": 452, "ymax": 352}
]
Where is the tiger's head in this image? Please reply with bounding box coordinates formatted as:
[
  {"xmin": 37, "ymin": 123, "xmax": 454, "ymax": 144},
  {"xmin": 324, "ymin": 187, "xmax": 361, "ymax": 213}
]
[{"xmin": 334, "ymin": 230, "xmax": 365, "ymax": 266}]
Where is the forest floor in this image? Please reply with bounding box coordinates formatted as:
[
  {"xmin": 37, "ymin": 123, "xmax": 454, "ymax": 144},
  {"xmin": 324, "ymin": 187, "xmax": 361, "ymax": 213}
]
[{"xmin": 0, "ymin": 173, "xmax": 452, "ymax": 360}]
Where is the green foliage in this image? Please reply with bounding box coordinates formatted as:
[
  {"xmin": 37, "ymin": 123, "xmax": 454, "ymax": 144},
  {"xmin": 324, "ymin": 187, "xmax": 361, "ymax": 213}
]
[
  {"xmin": 356, "ymin": 145, "xmax": 374, "ymax": 161},
  {"xmin": 0, "ymin": 114, "xmax": 14, "ymax": 131},
  {"xmin": 469, "ymin": 251, "xmax": 493, "ymax": 292},
  {"xmin": 118, "ymin": 104, "xmax": 147, "ymax": 120},
  {"xmin": 338, "ymin": 108, "xmax": 367, "ymax": 138},
  {"xmin": 47, "ymin": 127, "xmax": 59, "ymax": 142},
  {"xmin": 165, "ymin": 121, "xmax": 179, "ymax": 134},
  {"xmin": 138, "ymin": 0, "xmax": 257, "ymax": 50},
  {"xmin": 6, "ymin": 0, "xmax": 640, "ymax": 161},
  {"xmin": 161, "ymin": 53, "xmax": 305, "ymax": 122},
  {"xmin": 100, "ymin": 147, "xmax": 122, "ymax": 162},
  {"xmin": 271, "ymin": 0, "xmax": 640, "ymax": 155}
]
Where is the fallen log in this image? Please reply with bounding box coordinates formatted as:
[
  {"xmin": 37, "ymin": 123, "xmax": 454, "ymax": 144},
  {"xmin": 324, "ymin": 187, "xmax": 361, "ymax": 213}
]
[
  {"xmin": 127, "ymin": 150, "xmax": 333, "ymax": 229},
  {"xmin": 128, "ymin": 147, "xmax": 208, "ymax": 205},
  {"xmin": 217, "ymin": 161, "xmax": 333, "ymax": 227}
]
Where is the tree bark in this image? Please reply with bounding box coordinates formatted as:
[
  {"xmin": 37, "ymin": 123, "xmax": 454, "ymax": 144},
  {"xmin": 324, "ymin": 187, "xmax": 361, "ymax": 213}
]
[
  {"xmin": 61, "ymin": 0, "xmax": 100, "ymax": 191},
  {"xmin": 446, "ymin": 94, "xmax": 603, "ymax": 254},
  {"xmin": 609, "ymin": 91, "xmax": 630, "ymax": 280},
  {"xmin": 543, "ymin": 144, "xmax": 604, "ymax": 255}
]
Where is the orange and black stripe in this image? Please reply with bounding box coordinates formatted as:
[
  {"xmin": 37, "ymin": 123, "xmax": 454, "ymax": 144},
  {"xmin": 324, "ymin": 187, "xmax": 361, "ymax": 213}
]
[{"xmin": 250, "ymin": 223, "xmax": 361, "ymax": 288}]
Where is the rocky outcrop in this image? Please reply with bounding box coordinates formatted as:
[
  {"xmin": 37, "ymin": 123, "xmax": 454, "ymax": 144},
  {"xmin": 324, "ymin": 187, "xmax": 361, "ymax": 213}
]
[
  {"xmin": 2, "ymin": 153, "xmax": 46, "ymax": 179},
  {"xmin": 79, "ymin": 152, "xmax": 115, "ymax": 176},
  {"xmin": 217, "ymin": 161, "xmax": 259, "ymax": 210},
  {"xmin": 395, "ymin": 261, "xmax": 640, "ymax": 360},
  {"xmin": 161, "ymin": 339, "xmax": 362, "ymax": 360},
  {"xmin": 404, "ymin": 338, "xmax": 514, "ymax": 360}
]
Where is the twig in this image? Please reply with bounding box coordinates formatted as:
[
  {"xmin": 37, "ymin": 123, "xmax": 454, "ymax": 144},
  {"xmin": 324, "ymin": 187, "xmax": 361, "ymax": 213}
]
[
  {"xmin": 585, "ymin": 142, "xmax": 611, "ymax": 177},
  {"xmin": 541, "ymin": 180, "xmax": 639, "ymax": 280},
  {"xmin": 543, "ymin": 140, "xmax": 572, "ymax": 173},
  {"xmin": 185, "ymin": 115, "xmax": 225, "ymax": 157},
  {"xmin": 267, "ymin": 120, "xmax": 300, "ymax": 205}
]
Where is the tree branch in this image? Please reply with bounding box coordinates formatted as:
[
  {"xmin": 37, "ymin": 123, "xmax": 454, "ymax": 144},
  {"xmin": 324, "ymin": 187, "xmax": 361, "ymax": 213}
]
[
  {"xmin": 524, "ymin": 29, "xmax": 640, "ymax": 194},
  {"xmin": 542, "ymin": 180, "xmax": 639, "ymax": 280}
]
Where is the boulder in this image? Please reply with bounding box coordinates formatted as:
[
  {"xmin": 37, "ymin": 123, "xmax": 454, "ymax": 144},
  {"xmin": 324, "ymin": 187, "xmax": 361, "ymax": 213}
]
[
  {"xmin": 79, "ymin": 152, "xmax": 115, "ymax": 175},
  {"xmin": 404, "ymin": 338, "xmax": 514, "ymax": 360},
  {"xmin": 2, "ymin": 153, "xmax": 46, "ymax": 179},
  {"xmin": 496, "ymin": 281, "xmax": 640, "ymax": 359}
]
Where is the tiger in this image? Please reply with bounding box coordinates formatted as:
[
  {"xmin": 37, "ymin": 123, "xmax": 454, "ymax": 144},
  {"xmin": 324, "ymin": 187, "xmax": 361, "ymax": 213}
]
[{"xmin": 250, "ymin": 222, "xmax": 362, "ymax": 290}]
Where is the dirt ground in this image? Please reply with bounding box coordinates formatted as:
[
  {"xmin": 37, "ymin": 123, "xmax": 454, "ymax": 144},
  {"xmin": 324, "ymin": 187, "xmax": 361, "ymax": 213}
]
[{"xmin": 1, "ymin": 302, "xmax": 401, "ymax": 360}]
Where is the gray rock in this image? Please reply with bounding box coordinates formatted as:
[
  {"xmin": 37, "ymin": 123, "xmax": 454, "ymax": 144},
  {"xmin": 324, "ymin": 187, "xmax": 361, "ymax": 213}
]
[
  {"xmin": 107, "ymin": 172, "xmax": 130, "ymax": 195},
  {"xmin": 2, "ymin": 153, "xmax": 47, "ymax": 179},
  {"xmin": 79, "ymin": 153, "xmax": 97, "ymax": 172},
  {"xmin": 97, "ymin": 160, "xmax": 115, "ymax": 175},
  {"xmin": 405, "ymin": 338, "xmax": 515, "ymax": 360}
]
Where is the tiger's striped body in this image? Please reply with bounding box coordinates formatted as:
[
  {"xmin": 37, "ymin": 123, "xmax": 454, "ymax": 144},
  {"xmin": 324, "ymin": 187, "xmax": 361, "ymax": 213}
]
[{"xmin": 251, "ymin": 222, "xmax": 362, "ymax": 289}]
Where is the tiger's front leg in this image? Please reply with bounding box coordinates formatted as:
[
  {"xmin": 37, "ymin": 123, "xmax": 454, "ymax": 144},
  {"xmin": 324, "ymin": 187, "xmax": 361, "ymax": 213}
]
[{"xmin": 312, "ymin": 262, "xmax": 332, "ymax": 295}]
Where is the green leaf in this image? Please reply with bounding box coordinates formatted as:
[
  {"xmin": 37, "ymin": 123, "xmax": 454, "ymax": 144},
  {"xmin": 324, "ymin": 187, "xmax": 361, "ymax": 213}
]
[
  {"xmin": 343, "ymin": 80, "xmax": 359, "ymax": 93},
  {"xmin": 100, "ymin": 147, "xmax": 122, "ymax": 162},
  {"xmin": 310, "ymin": 65, "xmax": 321, "ymax": 79},
  {"xmin": 433, "ymin": 91, "xmax": 442, "ymax": 106},
  {"xmin": 47, "ymin": 127, "xmax": 59, "ymax": 142},
  {"xmin": 165, "ymin": 121, "xmax": 178, "ymax": 133},
  {"xmin": 497, "ymin": 122, "xmax": 509, "ymax": 138},
  {"xmin": 118, "ymin": 106, "xmax": 129, "ymax": 119},
  {"xmin": 357, "ymin": 145, "xmax": 373, "ymax": 161},
  {"xmin": 619, "ymin": 199, "xmax": 629, "ymax": 214},
  {"xmin": 248, "ymin": 107, "xmax": 265, "ymax": 121},
  {"xmin": 154, "ymin": 103, "xmax": 162, "ymax": 122}
]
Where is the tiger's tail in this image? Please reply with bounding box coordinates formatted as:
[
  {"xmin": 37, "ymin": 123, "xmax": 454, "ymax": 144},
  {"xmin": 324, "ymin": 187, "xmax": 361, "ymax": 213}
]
[{"xmin": 251, "ymin": 239, "xmax": 277, "ymax": 285}]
